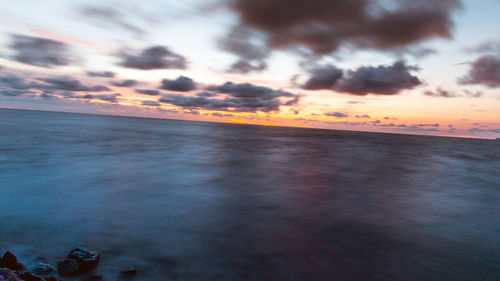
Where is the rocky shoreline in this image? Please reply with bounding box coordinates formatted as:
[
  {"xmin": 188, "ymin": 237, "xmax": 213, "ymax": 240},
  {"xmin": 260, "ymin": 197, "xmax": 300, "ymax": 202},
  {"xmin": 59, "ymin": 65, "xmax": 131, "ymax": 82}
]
[{"xmin": 0, "ymin": 248, "xmax": 135, "ymax": 281}]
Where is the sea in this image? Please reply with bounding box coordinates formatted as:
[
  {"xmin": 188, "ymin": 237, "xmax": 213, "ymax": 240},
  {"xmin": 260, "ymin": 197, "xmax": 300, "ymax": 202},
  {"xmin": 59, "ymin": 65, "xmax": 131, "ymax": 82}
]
[{"xmin": 1, "ymin": 108, "xmax": 499, "ymax": 281}]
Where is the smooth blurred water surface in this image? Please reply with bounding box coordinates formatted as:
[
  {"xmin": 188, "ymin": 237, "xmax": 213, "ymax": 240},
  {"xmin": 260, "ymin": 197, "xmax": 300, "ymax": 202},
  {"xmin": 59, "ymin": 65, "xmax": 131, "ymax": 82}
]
[{"xmin": 1, "ymin": 109, "xmax": 499, "ymax": 281}]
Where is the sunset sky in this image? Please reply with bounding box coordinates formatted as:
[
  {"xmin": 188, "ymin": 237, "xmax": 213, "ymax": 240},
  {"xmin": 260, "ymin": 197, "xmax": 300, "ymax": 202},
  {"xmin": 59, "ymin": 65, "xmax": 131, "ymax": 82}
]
[{"xmin": 0, "ymin": 0, "xmax": 499, "ymax": 138}]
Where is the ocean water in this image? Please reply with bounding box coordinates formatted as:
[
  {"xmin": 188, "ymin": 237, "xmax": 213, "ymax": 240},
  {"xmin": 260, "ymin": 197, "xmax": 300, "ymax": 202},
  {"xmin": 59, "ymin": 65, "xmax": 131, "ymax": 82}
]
[{"xmin": 0, "ymin": 108, "xmax": 499, "ymax": 281}]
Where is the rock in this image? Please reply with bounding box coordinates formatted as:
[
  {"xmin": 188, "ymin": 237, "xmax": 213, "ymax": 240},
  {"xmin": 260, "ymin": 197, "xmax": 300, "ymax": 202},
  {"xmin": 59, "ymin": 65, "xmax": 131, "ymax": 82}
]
[
  {"xmin": 0, "ymin": 252, "xmax": 24, "ymax": 271},
  {"xmin": 0, "ymin": 268, "xmax": 22, "ymax": 281},
  {"xmin": 31, "ymin": 263, "xmax": 55, "ymax": 275},
  {"xmin": 119, "ymin": 269, "xmax": 137, "ymax": 278},
  {"xmin": 43, "ymin": 277, "xmax": 60, "ymax": 281},
  {"xmin": 57, "ymin": 259, "xmax": 79, "ymax": 276},
  {"xmin": 18, "ymin": 272, "xmax": 42, "ymax": 281},
  {"xmin": 67, "ymin": 248, "xmax": 100, "ymax": 270}
]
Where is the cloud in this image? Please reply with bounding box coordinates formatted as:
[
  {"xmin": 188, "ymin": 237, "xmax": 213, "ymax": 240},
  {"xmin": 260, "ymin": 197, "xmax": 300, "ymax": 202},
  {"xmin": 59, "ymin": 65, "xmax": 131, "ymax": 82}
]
[
  {"xmin": 464, "ymin": 39, "xmax": 500, "ymax": 54},
  {"xmin": 228, "ymin": 0, "xmax": 461, "ymax": 55},
  {"xmin": 0, "ymin": 89, "xmax": 29, "ymax": 96},
  {"xmin": 219, "ymin": 25, "xmax": 269, "ymax": 74},
  {"xmin": 119, "ymin": 46, "xmax": 187, "ymax": 70},
  {"xmin": 458, "ymin": 55, "xmax": 500, "ymax": 88},
  {"xmin": 373, "ymin": 123, "xmax": 408, "ymax": 128},
  {"xmin": 228, "ymin": 60, "xmax": 267, "ymax": 74},
  {"xmin": 326, "ymin": 121, "xmax": 367, "ymax": 126},
  {"xmin": 90, "ymin": 93, "xmax": 121, "ymax": 103},
  {"xmin": 135, "ymin": 89, "xmax": 160, "ymax": 95},
  {"xmin": 36, "ymin": 77, "xmax": 110, "ymax": 92},
  {"xmin": 0, "ymin": 74, "xmax": 33, "ymax": 89},
  {"xmin": 159, "ymin": 81, "xmax": 299, "ymax": 112},
  {"xmin": 355, "ymin": 114, "xmax": 370, "ymax": 118},
  {"xmin": 402, "ymin": 47, "xmax": 438, "ymax": 59},
  {"xmin": 211, "ymin": 112, "xmax": 235, "ymax": 117},
  {"xmin": 62, "ymin": 93, "xmax": 120, "ymax": 103},
  {"xmin": 302, "ymin": 61, "xmax": 421, "ymax": 95},
  {"xmin": 325, "ymin": 112, "xmax": 348, "ymax": 118},
  {"xmin": 196, "ymin": 91, "xmax": 218, "ymax": 97},
  {"xmin": 9, "ymin": 35, "xmax": 73, "ymax": 68},
  {"xmin": 424, "ymin": 88, "xmax": 458, "ymax": 98},
  {"xmin": 86, "ymin": 71, "xmax": 115, "ymax": 78},
  {"xmin": 160, "ymin": 76, "xmax": 197, "ymax": 92},
  {"xmin": 412, "ymin": 123, "xmax": 440, "ymax": 127},
  {"xmin": 206, "ymin": 81, "xmax": 296, "ymax": 99},
  {"xmin": 112, "ymin": 79, "xmax": 138, "ymax": 87},
  {"xmin": 142, "ymin": 100, "xmax": 161, "ymax": 106},
  {"xmin": 335, "ymin": 61, "xmax": 421, "ymax": 95},
  {"xmin": 468, "ymin": 127, "xmax": 500, "ymax": 134},
  {"xmin": 302, "ymin": 65, "xmax": 343, "ymax": 90},
  {"xmin": 0, "ymin": 73, "xmax": 124, "ymax": 104},
  {"xmin": 463, "ymin": 90, "xmax": 483, "ymax": 98},
  {"xmin": 79, "ymin": 5, "xmax": 144, "ymax": 35}
]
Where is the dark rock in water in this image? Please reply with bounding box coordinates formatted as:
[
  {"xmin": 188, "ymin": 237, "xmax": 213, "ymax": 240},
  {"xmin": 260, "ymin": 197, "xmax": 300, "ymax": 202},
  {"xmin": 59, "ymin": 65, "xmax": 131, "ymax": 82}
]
[
  {"xmin": 67, "ymin": 248, "xmax": 100, "ymax": 270},
  {"xmin": 31, "ymin": 263, "xmax": 55, "ymax": 275},
  {"xmin": 0, "ymin": 268, "xmax": 22, "ymax": 281},
  {"xmin": 43, "ymin": 277, "xmax": 60, "ymax": 281},
  {"xmin": 119, "ymin": 269, "xmax": 138, "ymax": 278},
  {"xmin": 57, "ymin": 259, "xmax": 79, "ymax": 276},
  {"xmin": 0, "ymin": 252, "xmax": 24, "ymax": 271},
  {"xmin": 18, "ymin": 272, "xmax": 42, "ymax": 281}
]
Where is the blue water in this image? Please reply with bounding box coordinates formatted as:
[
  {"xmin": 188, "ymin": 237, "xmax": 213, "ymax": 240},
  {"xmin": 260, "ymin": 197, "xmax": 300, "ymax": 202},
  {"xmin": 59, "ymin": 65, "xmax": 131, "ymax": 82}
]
[{"xmin": 1, "ymin": 109, "xmax": 499, "ymax": 281}]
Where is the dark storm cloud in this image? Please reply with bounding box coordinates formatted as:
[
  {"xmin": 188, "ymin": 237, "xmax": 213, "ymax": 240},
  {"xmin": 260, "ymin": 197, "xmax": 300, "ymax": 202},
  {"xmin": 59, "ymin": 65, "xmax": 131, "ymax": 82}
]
[
  {"xmin": 219, "ymin": 25, "xmax": 269, "ymax": 74},
  {"xmin": 458, "ymin": 55, "xmax": 500, "ymax": 88},
  {"xmin": 159, "ymin": 81, "xmax": 299, "ymax": 112},
  {"xmin": 228, "ymin": 0, "xmax": 461, "ymax": 55},
  {"xmin": 135, "ymin": 89, "xmax": 160, "ymax": 95},
  {"xmin": 325, "ymin": 112, "xmax": 348, "ymax": 118},
  {"xmin": 424, "ymin": 88, "xmax": 458, "ymax": 98},
  {"xmin": 79, "ymin": 5, "xmax": 144, "ymax": 35},
  {"xmin": 302, "ymin": 65, "xmax": 343, "ymax": 90},
  {"xmin": 142, "ymin": 100, "xmax": 161, "ymax": 106},
  {"xmin": 9, "ymin": 35, "xmax": 73, "ymax": 68},
  {"xmin": 86, "ymin": 71, "xmax": 115, "ymax": 78},
  {"xmin": 119, "ymin": 46, "xmax": 187, "ymax": 70},
  {"xmin": 160, "ymin": 76, "xmax": 197, "ymax": 92},
  {"xmin": 112, "ymin": 79, "xmax": 138, "ymax": 87},
  {"xmin": 36, "ymin": 77, "xmax": 110, "ymax": 92}
]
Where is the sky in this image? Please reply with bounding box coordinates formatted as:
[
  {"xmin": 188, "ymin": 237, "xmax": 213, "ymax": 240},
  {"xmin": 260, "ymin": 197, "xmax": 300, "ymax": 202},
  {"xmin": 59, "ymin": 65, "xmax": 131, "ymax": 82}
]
[{"xmin": 0, "ymin": 0, "xmax": 499, "ymax": 139}]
